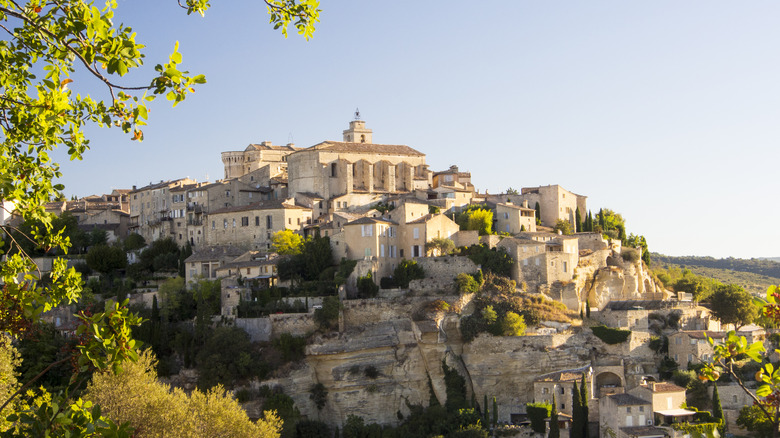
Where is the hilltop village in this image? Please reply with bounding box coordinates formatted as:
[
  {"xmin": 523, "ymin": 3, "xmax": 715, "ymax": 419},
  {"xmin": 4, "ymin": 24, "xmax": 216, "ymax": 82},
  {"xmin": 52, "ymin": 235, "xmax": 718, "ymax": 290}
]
[{"xmin": 28, "ymin": 118, "xmax": 769, "ymax": 438}]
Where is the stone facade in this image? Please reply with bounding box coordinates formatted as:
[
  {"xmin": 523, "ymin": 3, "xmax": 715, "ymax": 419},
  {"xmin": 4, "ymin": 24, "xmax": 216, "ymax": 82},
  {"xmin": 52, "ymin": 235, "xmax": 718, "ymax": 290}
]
[
  {"xmin": 490, "ymin": 185, "xmax": 586, "ymax": 229},
  {"xmin": 221, "ymin": 141, "xmax": 298, "ymax": 180},
  {"xmin": 204, "ymin": 200, "xmax": 311, "ymax": 251},
  {"xmin": 496, "ymin": 202, "xmax": 537, "ymax": 234}
]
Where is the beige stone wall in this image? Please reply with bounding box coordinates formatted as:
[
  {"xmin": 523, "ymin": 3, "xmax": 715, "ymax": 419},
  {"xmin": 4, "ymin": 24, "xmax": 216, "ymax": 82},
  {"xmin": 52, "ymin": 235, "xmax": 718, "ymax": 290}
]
[
  {"xmin": 235, "ymin": 317, "xmax": 273, "ymax": 342},
  {"xmin": 288, "ymin": 148, "xmax": 427, "ymax": 201},
  {"xmin": 204, "ymin": 205, "xmax": 311, "ymax": 251},
  {"xmin": 496, "ymin": 203, "xmax": 536, "ymax": 234},
  {"xmin": 270, "ymin": 313, "xmax": 317, "ymax": 338}
]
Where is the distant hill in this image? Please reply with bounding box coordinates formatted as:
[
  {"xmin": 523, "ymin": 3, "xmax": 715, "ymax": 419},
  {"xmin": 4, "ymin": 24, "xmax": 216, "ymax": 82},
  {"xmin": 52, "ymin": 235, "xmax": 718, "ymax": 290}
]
[
  {"xmin": 652, "ymin": 253, "xmax": 780, "ymax": 295},
  {"xmin": 760, "ymin": 257, "xmax": 780, "ymax": 263}
]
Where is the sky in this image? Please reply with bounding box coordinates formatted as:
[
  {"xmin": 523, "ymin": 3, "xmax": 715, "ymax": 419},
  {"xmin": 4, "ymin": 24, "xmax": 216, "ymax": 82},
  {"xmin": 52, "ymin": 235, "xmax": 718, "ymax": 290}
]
[{"xmin": 52, "ymin": 1, "xmax": 780, "ymax": 259}]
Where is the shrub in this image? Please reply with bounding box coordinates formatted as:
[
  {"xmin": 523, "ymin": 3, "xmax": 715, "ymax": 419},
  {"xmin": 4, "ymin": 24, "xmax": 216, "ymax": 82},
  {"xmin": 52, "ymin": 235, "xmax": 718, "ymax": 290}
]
[
  {"xmin": 309, "ymin": 383, "xmax": 328, "ymax": 410},
  {"xmin": 456, "ymin": 273, "xmax": 480, "ymax": 294},
  {"xmin": 272, "ymin": 333, "xmax": 306, "ymax": 362},
  {"xmin": 295, "ymin": 420, "xmax": 331, "ymax": 438},
  {"xmin": 380, "ymin": 276, "xmax": 397, "ymax": 289},
  {"xmin": 622, "ymin": 248, "xmax": 640, "ymax": 263},
  {"xmin": 314, "ymin": 296, "xmax": 340, "ymax": 331},
  {"xmin": 591, "ymin": 325, "xmax": 631, "ymax": 344},
  {"xmin": 527, "ymin": 403, "xmax": 552, "ymax": 433},
  {"xmin": 357, "ymin": 271, "xmax": 379, "ymax": 298},
  {"xmin": 393, "ymin": 260, "xmax": 425, "ymax": 288},
  {"xmin": 365, "ymin": 365, "xmax": 380, "ymax": 379}
]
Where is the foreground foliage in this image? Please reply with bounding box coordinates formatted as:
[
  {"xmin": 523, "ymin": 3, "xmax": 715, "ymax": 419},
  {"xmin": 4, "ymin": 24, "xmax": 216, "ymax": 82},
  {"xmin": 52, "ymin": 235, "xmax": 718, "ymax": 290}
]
[{"xmin": 85, "ymin": 350, "xmax": 282, "ymax": 438}]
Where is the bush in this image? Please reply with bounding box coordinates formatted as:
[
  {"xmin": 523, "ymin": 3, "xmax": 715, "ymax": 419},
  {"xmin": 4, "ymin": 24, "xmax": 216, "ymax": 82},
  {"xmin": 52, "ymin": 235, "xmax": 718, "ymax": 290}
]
[
  {"xmin": 295, "ymin": 420, "xmax": 331, "ymax": 438},
  {"xmin": 314, "ymin": 296, "xmax": 340, "ymax": 331},
  {"xmin": 456, "ymin": 273, "xmax": 480, "ymax": 294},
  {"xmin": 527, "ymin": 403, "xmax": 552, "ymax": 433},
  {"xmin": 310, "ymin": 383, "xmax": 328, "ymax": 410},
  {"xmin": 272, "ymin": 333, "xmax": 306, "ymax": 362},
  {"xmin": 591, "ymin": 325, "xmax": 631, "ymax": 344},
  {"xmin": 393, "ymin": 260, "xmax": 425, "ymax": 288},
  {"xmin": 365, "ymin": 365, "xmax": 380, "ymax": 379},
  {"xmin": 357, "ymin": 272, "xmax": 379, "ymax": 298},
  {"xmin": 380, "ymin": 277, "xmax": 397, "ymax": 289},
  {"xmin": 622, "ymin": 248, "xmax": 640, "ymax": 263}
]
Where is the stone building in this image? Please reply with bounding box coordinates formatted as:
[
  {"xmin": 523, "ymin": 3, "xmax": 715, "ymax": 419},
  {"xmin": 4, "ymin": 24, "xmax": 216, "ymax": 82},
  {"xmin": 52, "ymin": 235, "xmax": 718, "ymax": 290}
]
[
  {"xmin": 598, "ymin": 393, "xmax": 656, "ymax": 438},
  {"xmin": 221, "ymin": 141, "xmax": 299, "ymax": 180},
  {"xmin": 490, "ymin": 185, "xmax": 587, "ymax": 229},
  {"xmin": 287, "ymin": 120, "xmax": 432, "ymax": 205},
  {"xmin": 495, "ymin": 201, "xmax": 537, "ymax": 234},
  {"xmin": 204, "ymin": 199, "xmax": 311, "ymax": 251},
  {"xmin": 533, "ymin": 366, "xmax": 594, "ymax": 418},
  {"xmin": 497, "ymin": 233, "xmax": 579, "ymax": 287},
  {"xmin": 184, "ymin": 245, "xmax": 246, "ymax": 285},
  {"xmin": 129, "ymin": 178, "xmax": 196, "ymax": 243}
]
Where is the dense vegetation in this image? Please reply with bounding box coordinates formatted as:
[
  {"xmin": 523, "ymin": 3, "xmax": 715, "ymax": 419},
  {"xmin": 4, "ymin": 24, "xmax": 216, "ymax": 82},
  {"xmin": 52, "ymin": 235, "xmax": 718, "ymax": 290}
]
[{"xmin": 653, "ymin": 254, "xmax": 780, "ymax": 295}]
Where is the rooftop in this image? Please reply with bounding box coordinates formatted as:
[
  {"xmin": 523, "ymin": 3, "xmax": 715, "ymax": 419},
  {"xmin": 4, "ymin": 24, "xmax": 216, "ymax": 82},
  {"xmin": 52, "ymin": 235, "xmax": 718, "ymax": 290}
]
[{"xmin": 301, "ymin": 141, "xmax": 425, "ymax": 157}]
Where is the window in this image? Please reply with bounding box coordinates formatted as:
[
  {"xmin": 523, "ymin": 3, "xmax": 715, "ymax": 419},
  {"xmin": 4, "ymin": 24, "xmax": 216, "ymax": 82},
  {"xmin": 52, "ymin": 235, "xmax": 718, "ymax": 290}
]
[
  {"xmin": 413, "ymin": 228, "xmax": 419, "ymax": 239},
  {"xmin": 504, "ymin": 212, "xmax": 508, "ymax": 219},
  {"xmin": 232, "ymin": 218, "xmax": 236, "ymax": 228},
  {"xmin": 288, "ymin": 218, "xmax": 292, "ymax": 225},
  {"xmin": 639, "ymin": 406, "xmax": 644, "ymax": 412},
  {"xmin": 364, "ymin": 248, "xmax": 371, "ymax": 257},
  {"xmin": 331, "ymin": 163, "xmax": 337, "ymax": 177},
  {"xmin": 563, "ymin": 261, "xmax": 568, "ymax": 272},
  {"xmin": 560, "ymin": 387, "xmax": 565, "ymax": 394},
  {"xmin": 266, "ymin": 215, "xmax": 272, "ymax": 229},
  {"xmin": 535, "ymin": 258, "xmax": 540, "ymax": 266},
  {"xmin": 241, "ymin": 217, "xmax": 249, "ymax": 226},
  {"xmin": 543, "ymin": 388, "xmax": 549, "ymax": 394},
  {"xmin": 627, "ymin": 407, "xmax": 632, "ymax": 413},
  {"xmin": 362, "ymin": 225, "xmax": 373, "ymax": 237},
  {"xmin": 380, "ymin": 244, "xmax": 385, "ymax": 257},
  {"xmin": 400, "ymin": 249, "xmax": 404, "ymax": 258},
  {"xmin": 255, "ymin": 216, "xmax": 260, "ymax": 226},
  {"xmin": 223, "ymin": 219, "xmax": 228, "ymax": 229},
  {"xmin": 523, "ymin": 259, "xmax": 528, "ymax": 266}
]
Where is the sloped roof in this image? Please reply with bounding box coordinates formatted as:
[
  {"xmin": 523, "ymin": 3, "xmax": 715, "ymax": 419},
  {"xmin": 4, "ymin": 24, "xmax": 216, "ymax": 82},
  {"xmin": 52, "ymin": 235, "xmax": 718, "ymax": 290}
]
[
  {"xmin": 185, "ymin": 245, "xmax": 245, "ymax": 263},
  {"xmin": 244, "ymin": 143, "xmax": 299, "ymax": 152},
  {"xmin": 609, "ymin": 393, "xmax": 650, "ymax": 406},
  {"xmin": 644, "ymin": 382, "xmax": 686, "ymax": 393},
  {"xmin": 534, "ymin": 365, "xmax": 590, "ymax": 383},
  {"xmin": 301, "ymin": 141, "xmax": 425, "ymax": 157},
  {"xmin": 345, "ymin": 216, "xmax": 397, "ymax": 226},
  {"xmin": 209, "ymin": 200, "xmax": 309, "ymax": 215}
]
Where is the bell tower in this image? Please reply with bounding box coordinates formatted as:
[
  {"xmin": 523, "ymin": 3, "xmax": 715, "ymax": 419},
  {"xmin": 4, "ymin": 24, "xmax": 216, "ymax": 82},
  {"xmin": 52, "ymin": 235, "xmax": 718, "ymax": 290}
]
[{"xmin": 342, "ymin": 108, "xmax": 373, "ymax": 143}]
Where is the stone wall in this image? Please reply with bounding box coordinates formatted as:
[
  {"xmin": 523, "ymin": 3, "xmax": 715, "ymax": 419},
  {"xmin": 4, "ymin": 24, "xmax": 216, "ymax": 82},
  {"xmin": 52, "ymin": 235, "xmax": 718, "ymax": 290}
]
[
  {"xmin": 270, "ymin": 313, "xmax": 317, "ymax": 338},
  {"xmin": 235, "ymin": 317, "xmax": 272, "ymax": 342},
  {"xmin": 452, "ymin": 230, "xmax": 479, "ymax": 248},
  {"xmin": 128, "ymin": 291, "xmax": 158, "ymax": 309},
  {"xmin": 576, "ymin": 233, "xmax": 608, "ymax": 252}
]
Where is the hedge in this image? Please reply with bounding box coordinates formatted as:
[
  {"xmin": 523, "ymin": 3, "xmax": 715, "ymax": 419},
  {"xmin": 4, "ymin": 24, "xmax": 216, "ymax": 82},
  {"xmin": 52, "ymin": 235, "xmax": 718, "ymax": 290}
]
[
  {"xmin": 527, "ymin": 403, "xmax": 552, "ymax": 433},
  {"xmin": 591, "ymin": 325, "xmax": 631, "ymax": 344}
]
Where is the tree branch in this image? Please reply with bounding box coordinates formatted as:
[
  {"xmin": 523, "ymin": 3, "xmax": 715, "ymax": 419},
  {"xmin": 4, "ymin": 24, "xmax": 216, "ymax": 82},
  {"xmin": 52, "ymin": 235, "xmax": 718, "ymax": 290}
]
[{"xmin": 0, "ymin": 356, "xmax": 70, "ymax": 413}]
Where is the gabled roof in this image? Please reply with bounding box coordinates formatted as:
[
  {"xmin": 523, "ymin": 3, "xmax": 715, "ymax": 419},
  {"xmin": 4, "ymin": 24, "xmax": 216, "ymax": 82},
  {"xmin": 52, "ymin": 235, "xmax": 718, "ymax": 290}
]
[
  {"xmin": 673, "ymin": 331, "xmax": 726, "ymax": 340},
  {"xmin": 209, "ymin": 200, "xmax": 309, "ymax": 215},
  {"xmin": 534, "ymin": 365, "xmax": 590, "ymax": 383},
  {"xmin": 301, "ymin": 141, "xmax": 425, "ymax": 157},
  {"xmin": 642, "ymin": 382, "xmax": 686, "ymax": 393},
  {"xmin": 345, "ymin": 216, "xmax": 397, "ymax": 226},
  {"xmin": 608, "ymin": 393, "xmax": 650, "ymax": 406},
  {"xmin": 245, "ymin": 143, "xmax": 300, "ymax": 152},
  {"xmin": 185, "ymin": 245, "xmax": 245, "ymax": 263}
]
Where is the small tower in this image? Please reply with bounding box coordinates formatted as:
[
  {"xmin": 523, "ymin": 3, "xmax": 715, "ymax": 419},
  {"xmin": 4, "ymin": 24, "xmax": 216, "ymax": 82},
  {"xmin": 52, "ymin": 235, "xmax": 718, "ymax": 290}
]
[{"xmin": 342, "ymin": 108, "xmax": 373, "ymax": 143}]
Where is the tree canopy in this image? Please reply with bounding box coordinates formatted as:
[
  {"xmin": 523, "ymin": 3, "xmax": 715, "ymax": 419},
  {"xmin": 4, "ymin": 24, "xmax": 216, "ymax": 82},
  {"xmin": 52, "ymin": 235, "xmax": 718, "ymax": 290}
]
[
  {"xmin": 707, "ymin": 283, "xmax": 759, "ymax": 329},
  {"xmin": 0, "ymin": 0, "xmax": 320, "ymax": 433}
]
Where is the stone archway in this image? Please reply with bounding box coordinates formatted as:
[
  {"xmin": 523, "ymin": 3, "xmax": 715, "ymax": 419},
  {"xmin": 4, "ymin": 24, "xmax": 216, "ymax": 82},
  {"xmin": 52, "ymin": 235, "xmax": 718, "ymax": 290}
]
[{"xmin": 595, "ymin": 371, "xmax": 623, "ymax": 398}]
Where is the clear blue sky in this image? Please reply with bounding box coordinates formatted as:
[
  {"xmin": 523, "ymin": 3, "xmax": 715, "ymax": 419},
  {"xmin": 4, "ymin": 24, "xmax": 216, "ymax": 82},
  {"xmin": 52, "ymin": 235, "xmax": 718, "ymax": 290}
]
[{"xmin": 54, "ymin": 1, "xmax": 780, "ymax": 259}]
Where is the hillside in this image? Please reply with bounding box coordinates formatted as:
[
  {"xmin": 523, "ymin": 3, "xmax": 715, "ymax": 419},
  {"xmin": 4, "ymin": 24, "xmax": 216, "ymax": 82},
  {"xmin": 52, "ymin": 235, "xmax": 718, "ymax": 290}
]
[{"xmin": 652, "ymin": 253, "xmax": 780, "ymax": 295}]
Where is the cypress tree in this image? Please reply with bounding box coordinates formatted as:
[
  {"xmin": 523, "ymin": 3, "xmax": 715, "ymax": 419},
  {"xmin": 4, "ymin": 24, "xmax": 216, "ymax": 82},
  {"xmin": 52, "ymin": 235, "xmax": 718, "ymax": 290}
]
[
  {"xmin": 598, "ymin": 209, "xmax": 605, "ymax": 230},
  {"xmin": 150, "ymin": 295, "xmax": 161, "ymax": 351},
  {"xmin": 492, "ymin": 396, "xmax": 498, "ymax": 427},
  {"xmin": 535, "ymin": 202, "xmax": 541, "ymax": 226},
  {"xmin": 580, "ymin": 376, "xmax": 589, "ymax": 438},
  {"xmin": 548, "ymin": 394, "xmax": 560, "ymax": 438},
  {"xmin": 575, "ymin": 208, "xmax": 582, "ymax": 233},
  {"xmin": 571, "ymin": 382, "xmax": 583, "ymax": 438},
  {"xmin": 484, "ymin": 394, "xmax": 489, "ymax": 425},
  {"xmin": 712, "ymin": 384, "xmax": 725, "ymax": 435}
]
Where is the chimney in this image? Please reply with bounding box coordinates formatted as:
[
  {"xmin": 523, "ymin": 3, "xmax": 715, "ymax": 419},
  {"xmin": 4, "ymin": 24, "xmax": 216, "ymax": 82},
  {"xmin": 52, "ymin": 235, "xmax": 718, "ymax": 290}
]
[{"xmin": 523, "ymin": 200, "xmax": 529, "ymax": 208}]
